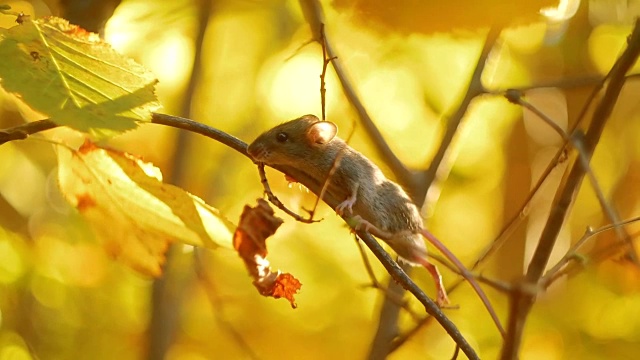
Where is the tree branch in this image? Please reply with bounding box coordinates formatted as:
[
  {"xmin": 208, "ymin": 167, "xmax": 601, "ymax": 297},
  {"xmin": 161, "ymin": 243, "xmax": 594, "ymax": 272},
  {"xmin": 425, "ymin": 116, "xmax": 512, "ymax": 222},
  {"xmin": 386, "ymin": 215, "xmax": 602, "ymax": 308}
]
[
  {"xmin": 500, "ymin": 19, "xmax": 640, "ymax": 360},
  {"xmin": 541, "ymin": 216, "xmax": 640, "ymax": 287},
  {"xmin": 384, "ymin": 26, "xmax": 503, "ymax": 356},
  {"xmin": 506, "ymin": 92, "xmax": 635, "ymax": 262},
  {"xmin": 0, "ymin": 120, "xmax": 57, "ymax": 145},
  {"xmin": 420, "ymin": 26, "xmax": 502, "ymax": 201},
  {"xmin": 355, "ymin": 230, "xmax": 479, "ymax": 360},
  {"xmin": 0, "ymin": 112, "xmax": 479, "ymax": 359}
]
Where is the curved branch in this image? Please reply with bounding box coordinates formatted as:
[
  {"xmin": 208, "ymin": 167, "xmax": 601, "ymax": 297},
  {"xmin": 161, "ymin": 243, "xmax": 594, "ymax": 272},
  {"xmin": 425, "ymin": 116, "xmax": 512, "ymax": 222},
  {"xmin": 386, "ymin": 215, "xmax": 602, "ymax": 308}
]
[
  {"xmin": 0, "ymin": 120, "xmax": 57, "ymax": 145},
  {"xmin": 356, "ymin": 230, "xmax": 479, "ymax": 360},
  {"xmin": 0, "ymin": 112, "xmax": 479, "ymax": 359}
]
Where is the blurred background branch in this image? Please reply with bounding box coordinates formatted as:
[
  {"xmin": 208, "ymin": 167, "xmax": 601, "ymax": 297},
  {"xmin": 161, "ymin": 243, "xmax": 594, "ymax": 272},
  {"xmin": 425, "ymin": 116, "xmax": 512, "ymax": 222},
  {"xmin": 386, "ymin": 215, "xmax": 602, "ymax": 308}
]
[{"xmin": 501, "ymin": 18, "xmax": 640, "ymax": 359}]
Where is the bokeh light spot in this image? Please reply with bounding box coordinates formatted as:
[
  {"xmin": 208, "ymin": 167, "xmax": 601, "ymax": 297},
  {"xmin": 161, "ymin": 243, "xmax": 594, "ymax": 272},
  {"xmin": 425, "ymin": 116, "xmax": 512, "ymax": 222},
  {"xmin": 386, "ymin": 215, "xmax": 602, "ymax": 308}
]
[
  {"xmin": 263, "ymin": 52, "xmax": 338, "ymax": 119},
  {"xmin": 0, "ymin": 237, "xmax": 24, "ymax": 284},
  {"xmin": 30, "ymin": 274, "xmax": 67, "ymax": 310},
  {"xmin": 0, "ymin": 345, "xmax": 32, "ymax": 360}
]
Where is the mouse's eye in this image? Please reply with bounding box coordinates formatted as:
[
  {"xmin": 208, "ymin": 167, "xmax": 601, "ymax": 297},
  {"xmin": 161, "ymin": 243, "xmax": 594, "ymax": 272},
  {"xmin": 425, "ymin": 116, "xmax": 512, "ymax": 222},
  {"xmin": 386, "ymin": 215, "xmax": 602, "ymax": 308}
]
[{"xmin": 276, "ymin": 132, "xmax": 288, "ymax": 142}]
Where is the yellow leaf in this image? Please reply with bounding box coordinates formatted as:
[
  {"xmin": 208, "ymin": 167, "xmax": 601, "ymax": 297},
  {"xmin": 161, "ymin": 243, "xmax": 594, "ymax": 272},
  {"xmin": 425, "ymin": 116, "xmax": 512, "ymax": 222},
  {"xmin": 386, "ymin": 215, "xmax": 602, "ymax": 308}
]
[
  {"xmin": 57, "ymin": 140, "xmax": 233, "ymax": 276},
  {"xmin": 0, "ymin": 17, "xmax": 160, "ymax": 138}
]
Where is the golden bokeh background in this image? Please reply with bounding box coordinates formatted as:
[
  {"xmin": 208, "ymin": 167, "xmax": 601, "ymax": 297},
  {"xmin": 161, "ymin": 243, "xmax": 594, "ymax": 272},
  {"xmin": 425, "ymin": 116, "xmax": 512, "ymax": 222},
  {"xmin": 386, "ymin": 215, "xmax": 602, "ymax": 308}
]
[{"xmin": 1, "ymin": 0, "xmax": 640, "ymax": 359}]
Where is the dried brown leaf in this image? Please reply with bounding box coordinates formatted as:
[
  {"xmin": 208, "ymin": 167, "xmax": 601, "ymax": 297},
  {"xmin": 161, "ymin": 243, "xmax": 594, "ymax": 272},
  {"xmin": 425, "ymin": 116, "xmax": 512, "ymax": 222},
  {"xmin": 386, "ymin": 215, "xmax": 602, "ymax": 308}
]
[{"xmin": 234, "ymin": 199, "xmax": 302, "ymax": 308}]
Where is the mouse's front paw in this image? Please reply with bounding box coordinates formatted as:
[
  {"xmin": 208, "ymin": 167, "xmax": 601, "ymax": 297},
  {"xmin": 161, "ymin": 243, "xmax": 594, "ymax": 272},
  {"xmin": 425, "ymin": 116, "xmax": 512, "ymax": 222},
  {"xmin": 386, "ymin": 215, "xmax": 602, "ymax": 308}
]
[{"xmin": 336, "ymin": 195, "xmax": 356, "ymax": 216}]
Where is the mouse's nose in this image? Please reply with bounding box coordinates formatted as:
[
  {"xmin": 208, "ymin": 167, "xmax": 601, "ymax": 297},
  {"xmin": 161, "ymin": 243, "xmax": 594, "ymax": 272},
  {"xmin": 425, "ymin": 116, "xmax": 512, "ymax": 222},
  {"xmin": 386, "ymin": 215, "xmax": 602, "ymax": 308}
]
[{"xmin": 246, "ymin": 142, "xmax": 264, "ymax": 161}]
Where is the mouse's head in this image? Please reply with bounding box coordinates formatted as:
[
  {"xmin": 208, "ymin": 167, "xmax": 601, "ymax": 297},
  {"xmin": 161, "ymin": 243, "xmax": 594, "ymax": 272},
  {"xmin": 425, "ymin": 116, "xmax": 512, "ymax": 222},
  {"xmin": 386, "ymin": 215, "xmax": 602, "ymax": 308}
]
[{"xmin": 247, "ymin": 114, "xmax": 338, "ymax": 167}]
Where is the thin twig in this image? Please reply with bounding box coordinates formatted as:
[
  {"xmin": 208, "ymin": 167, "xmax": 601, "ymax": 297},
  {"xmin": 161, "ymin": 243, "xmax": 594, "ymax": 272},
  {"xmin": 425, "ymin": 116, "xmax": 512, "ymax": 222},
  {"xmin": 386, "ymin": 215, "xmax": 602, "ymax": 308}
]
[
  {"xmin": 302, "ymin": 25, "xmax": 347, "ymax": 221},
  {"xmin": 354, "ymin": 236, "xmax": 423, "ymax": 321},
  {"xmin": 484, "ymin": 73, "xmax": 640, "ymax": 95},
  {"xmin": 284, "ymin": 38, "xmax": 315, "ymax": 62},
  {"xmin": 544, "ymin": 237, "xmax": 633, "ymax": 285},
  {"xmin": 257, "ymin": 163, "xmax": 321, "ymax": 223},
  {"xmin": 349, "ymin": 218, "xmax": 505, "ymax": 336},
  {"xmin": 421, "ymin": 26, "xmax": 502, "ymax": 199},
  {"xmin": 319, "ymin": 23, "xmax": 336, "ymax": 121},
  {"xmin": 355, "ymin": 230, "xmax": 479, "ymax": 360},
  {"xmin": 506, "ymin": 91, "xmax": 567, "ymax": 137},
  {"xmin": 506, "ymin": 92, "xmax": 634, "ymax": 261},
  {"xmin": 451, "ymin": 345, "xmax": 460, "ymax": 360},
  {"xmin": 542, "ymin": 216, "xmax": 640, "ymax": 285},
  {"xmin": 428, "ymin": 253, "xmax": 512, "ymax": 293},
  {"xmin": 151, "ymin": 113, "xmax": 248, "ymax": 155},
  {"xmin": 0, "ymin": 120, "xmax": 57, "ymax": 145},
  {"xmin": 572, "ymin": 131, "xmax": 635, "ymax": 261},
  {"xmin": 353, "ymin": 235, "xmax": 383, "ymax": 288}
]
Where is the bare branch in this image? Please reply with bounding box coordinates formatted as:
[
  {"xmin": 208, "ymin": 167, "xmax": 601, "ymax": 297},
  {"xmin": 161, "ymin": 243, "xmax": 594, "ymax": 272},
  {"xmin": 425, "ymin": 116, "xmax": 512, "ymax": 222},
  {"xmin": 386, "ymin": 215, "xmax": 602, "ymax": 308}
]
[
  {"xmin": 542, "ymin": 216, "xmax": 640, "ymax": 286},
  {"xmin": 355, "ymin": 230, "xmax": 479, "ymax": 360},
  {"xmin": 0, "ymin": 120, "xmax": 57, "ymax": 145},
  {"xmin": 421, "ymin": 26, "xmax": 502, "ymax": 202},
  {"xmin": 485, "ymin": 72, "xmax": 640, "ymax": 95},
  {"xmin": 319, "ymin": 23, "xmax": 336, "ymax": 121},
  {"xmin": 506, "ymin": 92, "xmax": 635, "ymax": 261},
  {"xmin": 500, "ymin": 19, "xmax": 640, "ymax": 360}
]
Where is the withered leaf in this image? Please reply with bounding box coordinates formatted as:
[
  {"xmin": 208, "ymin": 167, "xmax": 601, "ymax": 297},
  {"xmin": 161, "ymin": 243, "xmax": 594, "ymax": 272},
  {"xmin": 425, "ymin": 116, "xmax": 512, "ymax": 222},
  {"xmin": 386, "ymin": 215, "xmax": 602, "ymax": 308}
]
[{"xmin": 234, "ymin": 199, "xmax": 302, "ymax": 308}]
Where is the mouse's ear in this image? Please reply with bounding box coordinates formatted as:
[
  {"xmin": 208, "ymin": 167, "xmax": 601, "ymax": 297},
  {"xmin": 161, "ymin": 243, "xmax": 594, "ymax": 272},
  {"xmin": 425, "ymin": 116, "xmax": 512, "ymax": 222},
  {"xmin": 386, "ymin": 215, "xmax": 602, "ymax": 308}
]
[{"xmin": 307, "ymin": 121, "xmax": 337, "ymax": 144}]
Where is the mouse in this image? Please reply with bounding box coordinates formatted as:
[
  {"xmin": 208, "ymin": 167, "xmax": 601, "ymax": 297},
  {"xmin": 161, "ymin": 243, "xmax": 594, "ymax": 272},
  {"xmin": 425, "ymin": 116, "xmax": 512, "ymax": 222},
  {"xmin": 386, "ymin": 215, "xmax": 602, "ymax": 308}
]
[
  {"xmin": 247, "ymin": 114, "xmax": 450, "ymax": 305},
  {"xmin": 246, "ymin": 114, "xmax": 506, "ymax": 335}
]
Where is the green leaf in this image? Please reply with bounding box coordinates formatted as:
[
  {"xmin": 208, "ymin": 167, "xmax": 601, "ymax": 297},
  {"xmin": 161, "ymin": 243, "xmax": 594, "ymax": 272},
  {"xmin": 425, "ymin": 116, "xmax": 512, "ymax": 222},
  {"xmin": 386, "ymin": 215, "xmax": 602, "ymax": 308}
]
[
  {"xmin": 57, "ymin": 140, "xmax": 233, "ymax": 276},
  {"xmin": 0, "ymin": 17, "xmax": 160, "ymax": 138}
]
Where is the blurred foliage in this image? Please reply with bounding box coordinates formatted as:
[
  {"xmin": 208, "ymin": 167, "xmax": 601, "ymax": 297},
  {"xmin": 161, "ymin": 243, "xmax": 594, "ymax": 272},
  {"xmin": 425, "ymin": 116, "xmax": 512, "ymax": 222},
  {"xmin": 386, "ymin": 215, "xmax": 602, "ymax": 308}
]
[
  {"xmin": 332, "ymin": 0, "xmax": 556, "ymax": 33},
  {"xmin": 0, "ymin": 0, "xmax": 640, "ymax": 359}
]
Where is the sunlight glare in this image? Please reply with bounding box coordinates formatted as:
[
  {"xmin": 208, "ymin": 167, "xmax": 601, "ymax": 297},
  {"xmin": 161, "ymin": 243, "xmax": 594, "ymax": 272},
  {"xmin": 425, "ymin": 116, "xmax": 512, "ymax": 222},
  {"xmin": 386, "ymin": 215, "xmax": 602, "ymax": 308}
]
[
  {"xmin": 103, "ymin": 12, "xmax": 135, "ymax": 53},
  {"xmin": 263, "ymin": 52, "xmax": 337, "ymax": 119},
  {"xmin": 540, "ymin": 0, "xmax": 580, "ymax": 22},
  {"xmin": 141, "ymin": 34, "xmax": 193, "ymax": 89}
]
